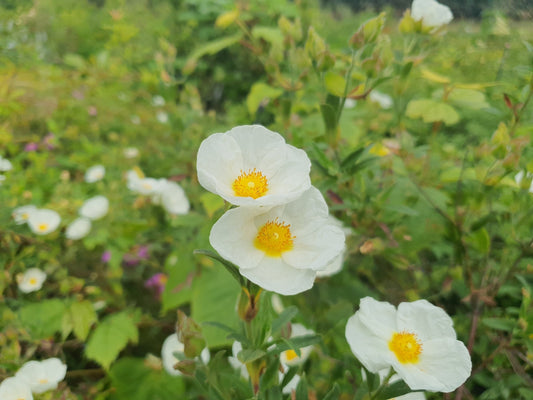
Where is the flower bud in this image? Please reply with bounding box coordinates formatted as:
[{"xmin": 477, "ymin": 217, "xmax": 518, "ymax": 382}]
[{"xmin": 177, "ymin": 310, "xmax": 206, "ymax": 359}]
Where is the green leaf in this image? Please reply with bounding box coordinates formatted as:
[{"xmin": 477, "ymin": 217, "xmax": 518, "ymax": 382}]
[
  {"xmin": 323, "ymin": 384, "xmax": 341, "ymax": 400},
  {"xmin": 448, "ymin": 88, "xmax": 489, "ymax": 109},
  {"xmin": 482, "ymin": 317, "xmax": 515, "ymax": 332},
  {"xmin": 270, "ymin": 334, "xmax": 321, "ymax": 354},
  {"xmin": 62, "ymin": 300, "xmax": 98, "ymax": 341},
  {"xmin": 406, "ymin": 99, "xmax": 460, "ymax": 125},
  {"xmin": 193, "ymin": 249, "xmax": 244, "ymax": 287},
  {"xmin": 63, "ymin": 53, "xmax": 86, "ymax": 69},
  {"xmin": 86, "ymin": 312, "xmax": 138, "ymax": 370},
  {"xmin": 200, "ymin": 192, "xmax": 225, "ymax": 218},
  {"xmin": 309, "ymin": 143, "xmax": 337, "ymax": 177},
  {"xmin": 467, "ymin": 228, "xmax": 491, "ymax": 254},
  {"xmin": 246, "ymin": 82, "xmax": 283, "ymax": 116},
  {"xmin": 271, "ymin": 306, "xmax": 298, "ymax": 334},
  {"xmin": 324, "ymin": 72, "xmax": 347, "ymax": 97},
  {"xmin": 237, "ymin": 348, "xmax": 266, "ymax": 364},
  {"xmin": 376, "ymin": 380, "xmax": 414, "ymax": 400},
  {"xmin": 295, "ymin": 374, "xmax": 308, "ymax": 400},
  {"xmin": 252, "ymin": 26, "xmax": 284, "ymax": 46},
  {"xmin": 109, "ymin": 357, "xmax": 185, "ymax": 400},
  {"xmin": 183, "ymin": 33, "xmax": 243, "ymax": 74},
  {"xmin": 18, "ymin": 299, "xmax": 67, "ymax": 339}
]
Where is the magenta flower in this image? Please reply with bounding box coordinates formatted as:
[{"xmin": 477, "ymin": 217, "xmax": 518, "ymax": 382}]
[
  {"xmin": 144, "ymin": 273, "xmax": 168, "ymax": 299},
  {"xmin": 25, "ymin": 142, "xmax": 38, "ymax": 152},
  {"xmin": 101, "ymin": 250, "xmax": 111, "ymax": 263},
  {"xmin": 137, "ymin": 245, "xmax": 149, "ymax": 259}
]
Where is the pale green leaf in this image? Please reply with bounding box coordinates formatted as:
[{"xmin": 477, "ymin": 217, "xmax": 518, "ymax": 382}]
[
  {"xmin": 406, "ymin": 99, "xmax": 459, "ymax": 125},
  {"xmin": 246, "ymin": 82, "xmax": 283, "ymax": 116},
  {"xmin": 324, "ymin": 71, "xmax": 346, "ymax": 97}
]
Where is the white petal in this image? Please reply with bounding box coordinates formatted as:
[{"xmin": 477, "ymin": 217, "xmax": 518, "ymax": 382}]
[
  {"xmin": 161, "ymin": 334, "xmax": 185, "ymax": 376},
  {"xmin": 316, "ymin": 250, "xmax": 344, "ymax": 277},
  {"xmin": 393, "ymin": 338, "xmax": 471, "ymax": 392},
  {"xmin": 12, "ymin": 205, "xmax": 37, "ymax": 225},
  {"xmin": 40, "ymin": 358, "xmax": 67, "ymax": 385},
  {"xmin": 345, "ymin": 311, "xmax": 393, "ymax": 373},
  {"xmin": 79, "ymin": 196, "xmax": 109, "ymax": 220},
  {"xmin": 396, "ymin": 300, "xmax": 457, "ymax": 342},
  {"xmin": 84, "ymin": 165, "xmax": 105, "ymax": 183},
  {"xmin": 161, "ymin": 182, "xmax": 190, "ymax": 215},
  {"xmin": 357, "ymin": 297, "xmax": 398, "ymax": 340},
  {"xmin": 240, "ymin": 259, "xmax": 316, "ymax": 296},
  {"xmin": 411, "ymin": 0, "xmax": 453, "ymax": 27},
  {"xmin": 0, "ymin": 377, "xmax": 33, "ymax": 400},
  {"xmin": 65, "ymin": 218, "xmax": 92, "ymax": 240},
  {"xmin": 27, "ymin": 209, "xmax": 61, "ymax": 235},
  {"xmin": 209, "ymin": 207, "xmax": 265, "ymax": 270}
]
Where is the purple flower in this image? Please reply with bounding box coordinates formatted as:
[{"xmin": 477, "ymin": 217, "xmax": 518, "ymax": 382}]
[
  {"xmin": 137, "ymin": 245, "xmax": 149, "ymax": 259},
  {"xmin": 25, "ymin": 142, "xmax": 38, "ymax": 152},
  {"xmin": 101, "ymin": 250, "xmax": 111, "ymax": 263},
  {"xmin": 144, "ymin": 273, "xmax": 168, "ymax": 299},
  {"xmin": 42, "ymin": 133, "xmax": 55, "ymax": 150}
]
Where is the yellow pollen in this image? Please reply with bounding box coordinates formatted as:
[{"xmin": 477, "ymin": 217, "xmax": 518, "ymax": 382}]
[
  {"xmin": 285, "ymin": 350, "xmax": 299, "ymax": 361},
  {"xmin": 232, "ymin": 168, "xmax": 268, "ymax": 199},
  {"xmin": 254, "ymin": 219, "xmax": 294, "ymax": 257},
  {"xmin": 39, "ymin": 378, "xmax": 48, "ymax": 384},
  {"xmin": 38, "ymin": 223, "xmax": 49, "ymax": 232},
  {"xmin": 388, "ymin": 331, "xmax": 422, "ymax": 364},
  {"xmin": 142, "ymin": 183, "xmax": 152, "ymax": 190},
  {"xmin": 22, "ymin": 213, "xmax": 29, "ymax": 220},
  {"xmin": 29, "ymin": 277, "xmax": 37, "ymax": 285}
]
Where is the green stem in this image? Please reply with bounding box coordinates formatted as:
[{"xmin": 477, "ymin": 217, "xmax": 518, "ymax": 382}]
[{"xmin": 369, "ymin": 368, "xmax": 395, "ymax": 400}]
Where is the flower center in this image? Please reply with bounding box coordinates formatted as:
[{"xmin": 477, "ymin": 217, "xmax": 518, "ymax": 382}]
[
  {"xmin": 254, "ymin": 219, "xmax": 294, "ymax": 257},
  {"xmin": 285, "ymin": 350, "xmax": 299, "ymax": 361},
  {"xmin": 39, "ymin": 378, "xmax": 48, "ymax": 384},
  {"xmin": 29, "ymin": 277, "xmax": 37, "ymax": 285},
  {"xmin": 388, "ymin": 331, "xmax": 422, "ymax": 364},
  {"xmin": 232, "ymin": 169, "xmax": 268, "ymax": 199},
  {"xmin": 22, "ymin": 213, "xmax": 29, "ymax": 220},
  {"xmin": 142, "ymin": 182, "xmax": 152, "ymax": 190},
  {"xmin": 38, "ymin": 223, "xmax": 49, "ymax": 232}
]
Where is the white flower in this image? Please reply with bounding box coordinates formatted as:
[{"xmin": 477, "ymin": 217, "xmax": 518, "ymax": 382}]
[
  {"xmin": 156, "ymin": 111, "xmax": 169, "ymax": 124},
  {"xmin": 228, "ymin": 341, "xmax": 249, "ymax": 379},
  {"xmin": 79, "ymin": 196, "xmax": 109, "ymax": 220},
  {"xmin": 271, "ymin": 294, "xmax": 285, "ymax": 314},
  {"xmin": 15, "ymin": 358, "xmax": 67, "ymax": 394},
  {"xmin": 123, "ymin": 147, "xmax": 139, "ymax": 158},
  {"xmin": 0, "ymin": 377, "xmax": 33, "ymax": 400},
  {"xmin": 128, "ymin": 174, "xmax": 164, "ymax": 196},
  {"xmin": 344, "ymin": 98, "xmax": 357, "ymax": 109},
  {"xmin": 152, "ymin": 95, "xmax": 166, "ymax": 107},
  {"xmin": 65, "ymin": 217, "xmax": 92, "ymax": 240},
  {"xmin": 18, "ymin": 268, "xmax": 47, "ymax": 293},
  {"xmin": 345, "ymin": 297, "xmax": 471, "ymax": 393},
  {"xmin": 84, "ymin": 165, "xmax": 105, "ymax": 183},
  {"xmin": 197, "ymin": 125, "xmax": 312, "ymax": 207},
  {"xmin": 280, "ymin": 324, "xmax": 315, "ymax": 367},
  {"xmin": 161, "ymin": 334, "xmax": 210, "ymax": 376},
  {"xmin": 157, "ymin": 180, "xmax": 190, "ymax": 215},
  {"xmin": 0, "ymin": 155, "xmax": 13, "ymax": 171},
  {"xmin": 411, "ymin": 0, "xmax": 453, "ymax": 28},
  {"xmin": 369, "ymin": 91, "xmax": 393, "ymax": 109},
  {"xmin": 515, "ymin": 170, "xmax": 533, "ymax": 193},
  {"xmin": 209, "ymin": 187, "xmax": 345, "ymax": 295},
  {"xmin": 27, "ymin": 209, "xmax": 61, "ymax": 235},
  {"xmin": 12, "ymin": 205, "xmax": 37, "ymax": 225}
]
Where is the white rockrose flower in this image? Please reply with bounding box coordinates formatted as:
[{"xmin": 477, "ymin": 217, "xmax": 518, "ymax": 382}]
[
  {"xmin": 280, "ymin": 324, "xmax": 315, "ymax": 367},
  {"xmin": 27, "ymin": 209, "xmax": 61, "ymax": 235},
  {"xmin": 161, "ymin": 334, "xmax": 210, "ymax": 376},
  {"xmin": 152, "ymin": 95, "xmax": 166, "ymax": 107},
  {"xmin": 123, "ymin": 147, "xmax": 139, "ymax": 158},
  {"xmin": 15, "ymin": 358, "xmax": 67, "ymax": 394},
  {"xmin": 0, "ymin": 155, "xmax": 13, "ymax": 171},
  {"xmin": 0, "ymin": 377, "xmax": 33, "ymax": 400},
  {"xmin": 209, "ymin": 187, "xmax": 345, "ymax": 295},
  {"xmin": 411, "ymin": 0, "xmax": 453, "ymax": 29},
  {"xmin": 317, "ymin": 216, "xmax": 349, "ymax": 278},
  {"xmin": 345, "ymin": 297, "xmax": 471, "ymax": 393},
  {"xmin": 344, "ymin": 98, "xmax": 357, "ymax": 109},
  {"xmin": 159, "ymin": 180, "xmax": 190, "ymax": 215},
  {"xmin": 65, "ymin": 217, "xmax": 92, "ymax": 240},
  {"xmin": 197, "ymin": 125, "xmax": 312, "ymax": 207},
  {"xmin": 129, "ymin": 176, "xmax": 163, "ymax": 195},
  {"xmin": 84, "ymin": 165, "xmax": 105, "ymax": 183},
  {"xmin": 369, "ymin": 91, "xmax": 393, "ymax": 109},
  {"xmin": 79, "ymin": 196, "xmax": 109, "ymax": 220},
  {"xmin": 12, "ymin": 205, "xmax": 37, "ymax": 225},
  {"xmin": 156, "ymin": 111, "xmax": 169, "ymax": 124},
  {"xmin": 18, "ymin": 268, "xmax": 47, "ymax": 293}
]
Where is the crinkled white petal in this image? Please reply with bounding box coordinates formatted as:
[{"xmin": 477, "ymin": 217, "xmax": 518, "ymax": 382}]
[
  {"xmin": 65, "ymin": 217, "xmax": 92, "ymax": 240},
  {"xmin": 396, "ymin": 300, "xmax": 457, "ymax": 342},
  {"xmin": 160, "ymin": 181, "xmax": 190, "ymax": 215},
  {"xmin": 356, "ymin": 297, "xmax": 398, "ymax": 340},
  {"xmin": 27, "ymin": 209, "xmax": 61, "ymax": 235},
  {"xmin": 411, "ymin": 0, "xmax": 453, "ymax": 27},
  {"xmin": 0, "ymin": 376, "xmax": 33, "ymax": 400},
  {"xmin": 161, "ymin": 334, "xmax": 210, "ymax": 377},
  {"xmin": 79, "ymin": 196, "xmax": 109, "ymax": 220},
  {"xmin": 197, "ymin": 125, "xmax": 311, "ymax": 207},
  {"xmin": 345, "ymin": 311, "xmax": 393, "ymax": 373},
  {"xmin": 18, "ymin": 268, "xmax": 47, "ymax": 293},
  {"xmin": 316, "ymin": 250, "xmax": 344, "ymax": 277},
  {"xmin": 84, "ymin": 165, "xmax": 105, "ymax": 183},
  {"xmin": 393, "ymin": 338, "xmax": 471, "ymax": 392},
  {"xmin": 12, "ymin": 205, "xmax": 37, "ymax": 225},
  {"xmin": 15, "ymin": 358, "xmax": 67, "ymax": 394}
]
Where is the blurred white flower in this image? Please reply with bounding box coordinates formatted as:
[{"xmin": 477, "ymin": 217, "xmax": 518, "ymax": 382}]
[
  {"xmin": 161, "ymin": 334, "xmax": 210, "ymax": 376},
  {"xmin": 18, "ymin": 268, "xmax": 47, "ymax": 293},
  {"xmin": 156, "ymin": 111, "xmax": 169, "ymax": 124},
  {"xmin": 15, "ymin": 358, "xmax": 67, "ymax": 394},
  {"xmin": 369, "ymin": 91, "xmax": 393, "ymax": 109},
  {"xmin": 317, "ymin": 216, "xmax": 348, "ymax": 278},
  {"xmin": 344, "ymin": 98, "xmax": 357, "ymax": 109},
  {"xmin": 228, "ymin": 341, "xmax": 249, "ymax": 379},
  {"xmin": 12, "ymin": 205, "xmax": 37, "ymax": 225},
  {"xmin": 345, "ymin": 297, "xmax": 471, "ymax": 392},
  {"xmin": 515, "ymin": 170, "xmax": 533, "ymax": 193},
  {"xmin": 271, "ymin": 293, "xmax": 285, "ymax": 314},
  {"xmin": 129, "ymin": 177, "xmax": 164, "ymax": 195},
  {"xmin": 280, "ymin": 324, "xmax": 315, "ymax": 367},
  {"xmin": 0, "ymin": 377, "xmax": 33, "ymax": 400},
  {"xmin": 123, "ymin": 147, "xmax": 139, "ymax": 159},
  {"xmin": 0, "ymin": 155, "xmax": 13, "ymax": 171},
  {"xmin": 84, "ymin": 165, "xmax": 105, "ymax": 183},
  {"xmin": 209, "ymin": 187, "xmax": 345, "ymax": 295},
  {"xmin": 152, "ymin": 95, "xmax": 166, "ymax": 107},
  {"xmin": 156, "ymin": 180, "xmax": 190, "ymax": 215},
  {"xmin": 411, "ymin": 0, "xmax": 453, "ymax": 28},
  {"xmin": 79, "ymin": 196, "xmax": 109, "ymax": 220},
  {"xmin": 197, "ymin": 125, "xmax": 312, "ymax": 207},
  {"xmin": 65, "ymin": 217, "xmax": 92, "ymax": 240},
  {"xmin": 27, "ymin": 209, "xmax": 61, "ymax": 235}
]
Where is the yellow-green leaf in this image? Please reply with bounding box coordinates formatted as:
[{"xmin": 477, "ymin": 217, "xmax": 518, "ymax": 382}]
[{"xmin": 324, "ymin": 71, "xmax": 346, "ymax": 97}]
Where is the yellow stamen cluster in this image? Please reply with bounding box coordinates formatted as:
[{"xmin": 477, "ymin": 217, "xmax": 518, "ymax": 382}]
[
  {"xmin": 388, "ymin": 331, "xmax": 422, "ymax": 364},
  {"xmin": 284, "ymin": 349, "xmax": 299, "ymax": 361},
  {"xmin": 37, "ymin": 223, "xmax": 49, "ymax": 232},
  {"xmin": 39, "ymin": 378, "xmax": 48, "ymax": 384},
  {"xmin": 254, "ymin": 219, "xmax": 294, "ymax": 257},
  {"xmin": 232, "ymin": 169, "xmax": 268, "ymax": 199},
  {"xmin": 29, "ymin": 277, "xmax": 38, "ymax": 285}
]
